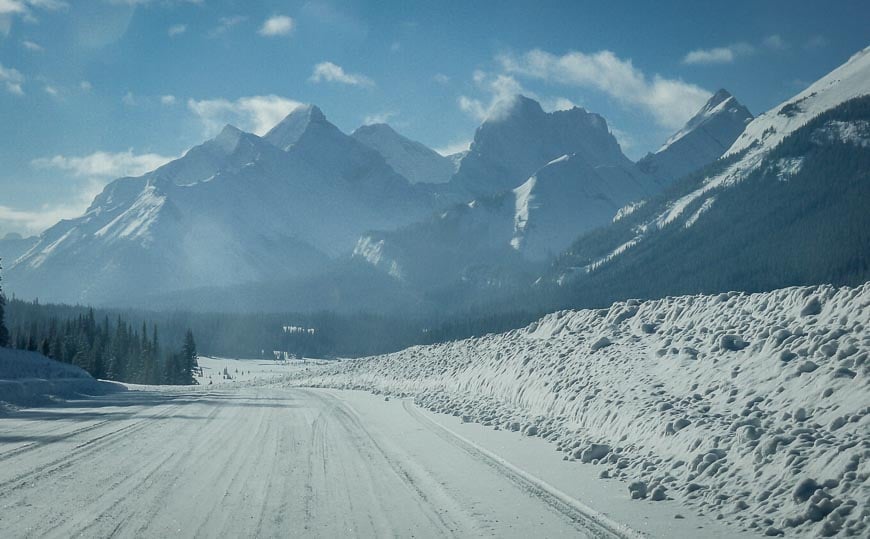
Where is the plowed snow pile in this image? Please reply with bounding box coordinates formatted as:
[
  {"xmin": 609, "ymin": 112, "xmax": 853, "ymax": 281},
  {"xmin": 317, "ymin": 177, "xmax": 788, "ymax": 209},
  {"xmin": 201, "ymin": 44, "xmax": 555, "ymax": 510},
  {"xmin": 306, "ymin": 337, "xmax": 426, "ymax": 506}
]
[
  {"xmin": 0, "ymin": 348, "xmax": 121, "ymax": 410},
  {"xmin": 286, "ymin": 283, "xmax": 870, "ymax": 537}
]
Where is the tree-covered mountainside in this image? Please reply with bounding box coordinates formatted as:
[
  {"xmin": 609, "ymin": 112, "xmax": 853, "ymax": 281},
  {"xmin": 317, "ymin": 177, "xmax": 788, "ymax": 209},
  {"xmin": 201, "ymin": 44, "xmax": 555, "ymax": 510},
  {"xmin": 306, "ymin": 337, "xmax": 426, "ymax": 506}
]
[{"xmin": 545, "ymin": 95, "xmax": 870, "ymax": 309}]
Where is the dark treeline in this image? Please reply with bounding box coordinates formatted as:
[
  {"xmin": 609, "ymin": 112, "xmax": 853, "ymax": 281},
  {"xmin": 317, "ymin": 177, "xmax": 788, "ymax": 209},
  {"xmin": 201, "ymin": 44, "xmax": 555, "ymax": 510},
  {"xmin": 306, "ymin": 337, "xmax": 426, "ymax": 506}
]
[
  {"xmin": 4, "ymin": 297, "xmax": 428, "ymax": 360},
  {"xmin": 1, "ymin": 264, "xmax": 198, "ymax": 384}
]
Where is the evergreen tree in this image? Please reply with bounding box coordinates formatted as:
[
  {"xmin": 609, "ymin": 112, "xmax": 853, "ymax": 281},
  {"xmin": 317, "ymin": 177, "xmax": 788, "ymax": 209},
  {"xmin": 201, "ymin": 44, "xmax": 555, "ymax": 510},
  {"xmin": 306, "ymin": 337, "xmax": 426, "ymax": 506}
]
[
  {"xmin": 181, "ymin": 329, "xmax": 198, "ymax": 385},
  {"xmin": 0, "ymin": 260, "xmax": 8, "ymax": 348}
]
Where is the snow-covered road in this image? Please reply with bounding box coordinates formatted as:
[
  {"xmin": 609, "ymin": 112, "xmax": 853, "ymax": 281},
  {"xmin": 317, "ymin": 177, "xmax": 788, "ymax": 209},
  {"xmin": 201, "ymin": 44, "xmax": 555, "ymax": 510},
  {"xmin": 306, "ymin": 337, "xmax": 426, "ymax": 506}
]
[{"xmin": 0, "ymin": 386, "xmax": 652, "ymax": 538}]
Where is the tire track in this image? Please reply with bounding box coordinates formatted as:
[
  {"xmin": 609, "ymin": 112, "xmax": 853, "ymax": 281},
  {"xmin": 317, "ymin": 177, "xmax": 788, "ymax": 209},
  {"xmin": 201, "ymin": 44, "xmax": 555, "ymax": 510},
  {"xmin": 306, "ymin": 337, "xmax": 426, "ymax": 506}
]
[
  {"xmin": 301, "ymin": 389, "xmax": 476, "ymax": 537},
  {"xmin": 0, "ymin": 398, "xmax": 187, "ymax": 494},
  {"xmin": 401, "ymin": 399, "xmax": 643, "ymax": 539}
]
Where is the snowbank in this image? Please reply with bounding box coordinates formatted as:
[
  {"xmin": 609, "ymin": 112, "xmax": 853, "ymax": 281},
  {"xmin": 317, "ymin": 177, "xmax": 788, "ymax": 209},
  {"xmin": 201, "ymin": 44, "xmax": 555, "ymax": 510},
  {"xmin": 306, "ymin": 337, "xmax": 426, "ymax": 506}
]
[
  {"xmin": 284, "ymin": 283, "xmax": 870, "ymax": 537},
  {"xmin": 0, "ymin": 348, "xmax": 124, "ymax": 410}
]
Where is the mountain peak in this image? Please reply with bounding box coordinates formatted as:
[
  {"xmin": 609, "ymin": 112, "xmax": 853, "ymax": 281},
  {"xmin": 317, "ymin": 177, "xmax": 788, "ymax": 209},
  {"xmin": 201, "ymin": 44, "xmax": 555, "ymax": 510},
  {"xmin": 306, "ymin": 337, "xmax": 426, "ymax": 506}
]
[
  {"xmin": 708, "ymin": 88, "xmax": 733, "ymax": 105},
  {"xmin": 638, "ymin": 89, "xmax": 753, "ymax": 183},
  {"xmin": 353, "ymin": 123, "xmax": 397, "ymax": 137},
  {"xmin": 657, "ymin": 89, "xmax": 751, "ymax": 154},
  {"xmin": 264, "ymin": 104, "xmax": 329, "ymax": 150},
  {"xmin": 351, "ymin": 122, "xmax": 454, "ymax": 184}
]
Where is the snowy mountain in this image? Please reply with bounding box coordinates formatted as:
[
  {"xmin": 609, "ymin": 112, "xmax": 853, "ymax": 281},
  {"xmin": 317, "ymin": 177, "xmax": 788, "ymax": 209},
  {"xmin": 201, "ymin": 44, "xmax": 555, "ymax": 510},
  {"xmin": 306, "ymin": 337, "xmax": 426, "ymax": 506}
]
[
  {"xmin": 546, "ymin": 46, "xmax": 870, "ymax": 305},
  {"xmin": 354, "ymin": 99, "xmax": 658, "ymax": 291},
  {"xmin": 637, "ymin": 89, "xmax": 753, "ymax": 183},
  {"xmin": 351, "ymin": 123, "xmax": 455, "ymax": 184},
  {"xmin": 6, "ymin": 105, "xmax": 434, "ymax": 305},
  {"xmin": 448, "ymin": 95, "xmax": 634, "ymax": 199}
]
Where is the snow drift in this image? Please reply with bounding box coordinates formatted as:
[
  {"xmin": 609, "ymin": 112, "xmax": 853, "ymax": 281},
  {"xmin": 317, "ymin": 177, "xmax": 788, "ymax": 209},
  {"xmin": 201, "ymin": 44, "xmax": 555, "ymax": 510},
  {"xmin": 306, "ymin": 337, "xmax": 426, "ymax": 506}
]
[
  {"xmin": 0, "ymin": 348, "xmax": 124, "ymax": 410},
  {"xmin": 285, "ymin": 283, "xmax": 870, "ymax": 537}
]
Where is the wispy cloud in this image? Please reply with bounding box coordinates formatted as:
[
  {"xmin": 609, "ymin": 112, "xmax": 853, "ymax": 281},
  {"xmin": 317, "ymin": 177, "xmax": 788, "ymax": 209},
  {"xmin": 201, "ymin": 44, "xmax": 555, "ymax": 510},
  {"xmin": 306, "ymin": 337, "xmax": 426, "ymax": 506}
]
[
  {"xmin": 309, "ymin": 61, "xmax": 374, "ymax": 87},
  {"xmin": 168, "ymin": 23, "xmax": 187, "ymax": 37},
  {"xmin": 32, "ymin": 149, "xmax": 175, "ymax": 179},
  {"xmin": 434, "ymin": 139, "xmax": 471, "ymax": 156},
  {"xmin": 160, "ymin": 94, "xmax": 176, "ymax": 105},
  {"xmin": 499, "ymin": 49, "xmax": 710, "ymax": 129},
  {"xmin": 21, "ymin": 39, "xmax": 43, "ymax": 51},
  {"xmin": 209, "ymin": 15, "xmax": 246, "ymax": 37},
  {"xmin": 8, "ymin": 148, "xmax": 177, "ymax": 233},
  {"xmin": 187, "ymin": 95, "xmax": 304, "ymax": 136},
  {"xmin": 763, "ymin": 34, "xmax": 789, "ymax": 50},
  {"xmin": 458, "ymin": 73, "xmax": 525, "ymax": 121},
  {"xmin": 804, "ymin": 35, "xmax": 827, "ymax": 50},
  {"xmin": 682, "ymin": 43, "xmax": 754, "ymax": 65},
  {"xmin": 0, "ymin": 0, "xmax": 67, "ymax": 15},
  {"xmin": 433, "ymin": 73, "xmax": 450, "ymax": 85},
  {"xmin": 0, "ymin": 203, "xmax": 86, "ymax": 237},
  {"xmin": 0, "ymin": 62, "xmax": 25, "ymax": 95},
  {"xmin": 363, "ymin": 111, "xmax": 396, "ymax": 125},
  {"xmin": 259, "ymin": 15, "xmax": 294, "ymax": 37}
]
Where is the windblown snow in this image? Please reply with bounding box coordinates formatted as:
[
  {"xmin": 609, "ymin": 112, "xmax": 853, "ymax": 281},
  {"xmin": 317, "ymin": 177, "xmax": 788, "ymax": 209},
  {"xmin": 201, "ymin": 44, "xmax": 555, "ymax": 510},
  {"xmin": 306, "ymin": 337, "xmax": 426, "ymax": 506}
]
[{"xmin": 286, "ymin": 283, "xmax": 870, "ymax": 538}]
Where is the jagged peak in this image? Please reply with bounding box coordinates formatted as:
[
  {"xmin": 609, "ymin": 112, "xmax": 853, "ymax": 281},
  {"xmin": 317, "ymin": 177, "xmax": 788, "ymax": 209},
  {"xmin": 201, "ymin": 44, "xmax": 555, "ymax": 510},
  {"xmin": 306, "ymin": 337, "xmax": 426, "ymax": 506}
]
[
  {"xmin": 264, "ymin": 104, "xmax": 331, "ymax": 150},
  {"xmin": 657, "ymin": 88, "xmax": 752, "ymax": 153}
]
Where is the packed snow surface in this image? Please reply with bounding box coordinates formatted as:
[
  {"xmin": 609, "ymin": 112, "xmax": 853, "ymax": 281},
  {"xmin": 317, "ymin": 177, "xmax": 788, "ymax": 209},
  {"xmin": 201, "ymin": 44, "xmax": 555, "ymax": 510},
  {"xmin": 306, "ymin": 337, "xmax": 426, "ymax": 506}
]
[
  {"xmin": 0, "ymin": 384, "xmax": 750, "ymax": 537},
  {"xmin": 286, "ymin": 283, "xmax": 870, "ymax": 537}
]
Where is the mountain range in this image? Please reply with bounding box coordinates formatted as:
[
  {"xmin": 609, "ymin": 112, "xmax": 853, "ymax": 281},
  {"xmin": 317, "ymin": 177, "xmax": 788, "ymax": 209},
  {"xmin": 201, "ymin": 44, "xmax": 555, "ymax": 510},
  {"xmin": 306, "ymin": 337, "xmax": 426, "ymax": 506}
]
[{"xmin": 2, "ymin": 45, "xmax": 868, "ymax": 318}]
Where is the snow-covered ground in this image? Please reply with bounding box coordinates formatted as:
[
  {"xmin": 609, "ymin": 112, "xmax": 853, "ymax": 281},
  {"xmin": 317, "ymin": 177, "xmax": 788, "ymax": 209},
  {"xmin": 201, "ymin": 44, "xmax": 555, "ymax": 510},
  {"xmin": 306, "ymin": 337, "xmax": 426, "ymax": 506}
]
[
  {"xmin": 284, "ymin": 283, "xmax": 870, "ymax": 538},
  {"xmin": 194, "ymin": 355, "xmax": 327, "ymax": 386}
]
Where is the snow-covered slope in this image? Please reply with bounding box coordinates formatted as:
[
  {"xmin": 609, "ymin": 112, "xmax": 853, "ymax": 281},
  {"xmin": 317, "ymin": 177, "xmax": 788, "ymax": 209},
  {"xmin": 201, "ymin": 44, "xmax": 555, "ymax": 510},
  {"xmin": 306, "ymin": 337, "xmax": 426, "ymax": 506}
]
[
  {"xmin": 286, "ymin": 282, "xmax": 870, "ymax": 538},
  {"xmin": 352, "ymin": 123, "xmax": 455, "ymax": 184},
  {"xmin": 448, "ymin": 95, "xmax": 636, "ymax": 199},
  {"xmin": 638, "ymin": 89, "xmax": 753, "ymax": 184},
  {"xmin": 7, "ymin": 106, "xmax": 434, "ymax": 305},
  {"xmin": 548, "ymin": 46, "xmax": 870, "ymax": 297},
  {"xmin": 0, "ymin": 348, "xmax": 121, "ymax": 409}
]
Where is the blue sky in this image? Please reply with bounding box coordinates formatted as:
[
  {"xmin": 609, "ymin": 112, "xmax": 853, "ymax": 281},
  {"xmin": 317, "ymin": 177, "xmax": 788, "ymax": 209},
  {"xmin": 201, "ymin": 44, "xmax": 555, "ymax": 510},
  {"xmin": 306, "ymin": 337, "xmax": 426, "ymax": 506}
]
[{"xmin": 0, "ymin": 0, "xmax": 868, "ymax": 236}]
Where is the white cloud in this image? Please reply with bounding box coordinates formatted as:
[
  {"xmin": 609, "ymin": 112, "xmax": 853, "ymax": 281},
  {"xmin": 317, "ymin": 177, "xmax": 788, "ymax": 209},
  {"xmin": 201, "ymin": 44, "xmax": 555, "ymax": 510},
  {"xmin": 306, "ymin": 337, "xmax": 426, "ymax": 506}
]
[
  {"xmin": 363, "ymin": 111, "xmax": 396, "ymax": 125},
  {"xmin": 542, "ymin": 97, "xmax": 577, "ymax": 112},
  {"xmin": 433, "ymin": 73, "xmax": 450, "ymax": 85},
  {"xmin": 122, "ymin": 91, "xmax": 136, "ymax": 106},
  {"xmin": 458, "ymin": 72, "xmax": 527, "ymax": 121},
  {"xmin": 0, "ymin": 203, "xmax": 83, "ymax": 236},
  {"xmin": 0, "ymin": 0, "xmax": 66, "ymax": 15},
  {"xmin": 44, "ymin": 84, "xmax": 57, "ymax": 96},
  {"xmin": 0, "ymin": 62, "xmax": 24, "ymax": 96},
  {"xmin": 160, "ymin": 94, "xmax": 176, "ymax": 105},
  {"xmin": 259, "ymin": 15, "xmax": 294, "ymax": 37},
  {"xmin": 187, "ymin": 94, "xmax": 304, "ymax": 136},
  {"xmin": 21, "ymin": 39, "xmax": 43, "ymax": 51},
  {"xmin": 499, "ymin": 49, "xmax": 710, "ymax": 129},
  {"xmin": 8, "ymin": 148, "xmax": 177, "ymax": 234},
  {"xmin": 80, "ymin": 80, "xmax": 92, "ymax": 91},
  {"xmin": 309, "ymin": 61, "xmax": 374, "ymax": 87},
  {"xmin": 168, "ymin": 23, "xmax": 186, "ymax": 37},
  {"xmin": 763, "ymin": 34, "xmax": 788, "ymax": 50},
  {"xmin": 434, "ymin": 139, "xmax": 471, "ymax": 156},
  {"xmin": 32, "ymin": 149, "xmax": 175, "ymax": 179},
  {"xmin": 683, "ymin": 47, "xmax": 737, "ymax": 65},
  {"xmin": 0, "ymin": 0, "xmax": 67, "ymax": 38}
]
